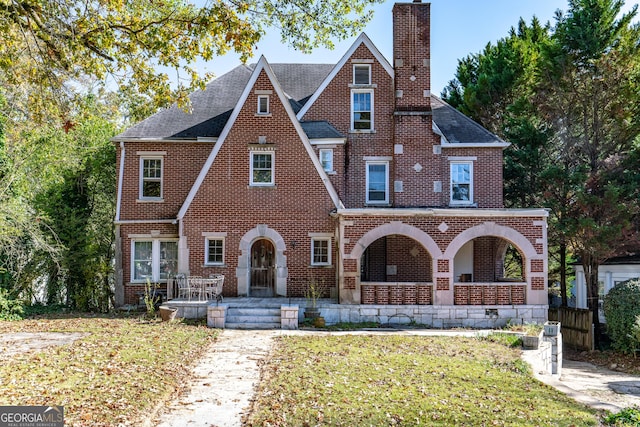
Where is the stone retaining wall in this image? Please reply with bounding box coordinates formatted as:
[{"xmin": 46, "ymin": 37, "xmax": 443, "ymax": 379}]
[{"xmin": 314, "ymin": 304, "xmax": 548, "ymax": 328}]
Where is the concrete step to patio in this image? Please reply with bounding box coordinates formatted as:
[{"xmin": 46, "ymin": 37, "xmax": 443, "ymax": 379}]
[{"xmin": 225, "ymin": 307, "xmax": 281, "ymax": 329}]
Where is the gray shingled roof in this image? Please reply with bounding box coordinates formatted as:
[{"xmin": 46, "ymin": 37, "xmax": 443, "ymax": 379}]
[
  {"xmin": 300, "ymin": 121, "xmax": 344, "ymax": 139},
  {"xmin": 431, "ymin": 95, "xmax": 504, "ymax": 144},
  {"xmin": 114, "ymin": 63, "xmax": 502, "ymax": 146},
  {"xmin": 115, "ymin": 63, "xmax": 334, "ymax": 140}
]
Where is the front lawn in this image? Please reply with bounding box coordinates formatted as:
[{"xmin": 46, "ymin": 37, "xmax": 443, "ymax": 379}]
[
  {"xmin": 246, "ymin": 335, "xmax": 599, "ymax": 426},
  {"xmin": 0, "ymin": 314, "xmax": 218, "ymax": 426}
]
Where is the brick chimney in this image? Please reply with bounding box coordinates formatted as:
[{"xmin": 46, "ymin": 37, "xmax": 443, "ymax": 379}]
[{"xmin": 393, "ymin": 1, "xmax": 431, "ymax": 112}]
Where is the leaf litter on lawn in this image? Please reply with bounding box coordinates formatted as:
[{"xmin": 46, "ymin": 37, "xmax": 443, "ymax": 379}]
[{"xmin": 0, "ymin": 315, "xmax": 218, "ymax": 426}]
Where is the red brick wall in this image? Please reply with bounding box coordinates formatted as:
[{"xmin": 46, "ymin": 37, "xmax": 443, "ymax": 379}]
[
  {"xmin": 182, "ymin": 70, "xmax": 338, "ymax": 297},
  {"xmin": 301, "ymin": 44, "xmax": 395, "ymax": 208},
  {"xmin": 393, "ymin": 2, "xmax": 431, "ymax": 111},
  {"xmin": 441, "ymin": 147, "xmax": 504, "ymax": 208},
  {"xmin": 116, "ymin": 142, "xmax": 211, "ymax": 220},
  {"xmin": 386, "ymin": 235, "xmax": 432, "ymax": 281}
]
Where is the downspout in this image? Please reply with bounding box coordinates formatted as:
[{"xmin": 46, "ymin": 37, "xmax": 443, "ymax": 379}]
[
  {"xmin": 114, "ymin": 141, "xmax": 126, "ymax": 306},
  {"xmin": 116, "ymin": 141, "xmax": 125, "ymax": 222}
]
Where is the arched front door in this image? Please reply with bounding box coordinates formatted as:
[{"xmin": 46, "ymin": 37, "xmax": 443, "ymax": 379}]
[{"xmin": 250, "ymin": 239, "xmax": 275, "ymax": 297}]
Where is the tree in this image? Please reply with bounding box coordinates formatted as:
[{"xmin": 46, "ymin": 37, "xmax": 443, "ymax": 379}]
[
  {"xmin": 30, "ymin": 95, "xmax": 117, "ymax": 310},
  {"xmin": 0, "ymin": 0, "xmax": 383, "ymax": 111},
  {"xmin": 443, "ymin": 0, "xmax": 640, "ymax": 328},
  {"xmin": 537, "ymin": 0, "xmax": 640, "ymax": 345}
]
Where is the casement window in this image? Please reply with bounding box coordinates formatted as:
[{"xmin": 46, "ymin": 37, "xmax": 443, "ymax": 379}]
[
  {"xmin": 450, "ymin": 161, "xmax": 473, "ymax": 204},
  {"xmin": 250, "ymin": 151, "xmax": 274, "ymax": 186},
  {"xmin": 205, "ymin": 237, "xmax": 225, "ymax": 265},
  {"xmin": 131, "ymin": 239, "xmax": 178, "ymax": 282},
  {"xmin": 319, "ymin": 149, "xmax": 333, "ymax": 172},
  {"xmin": 140, "ymin": 157, "xmax": 163, "ymax": 199},
  {"xmin": 257, "ymin": 95, "xmax": 269, "ymax": 114},
  {"xmin": 366, "ymin": 161, "xmax": 389, "ymax": 204},
  {"xmin": 311, "ymin": 237, "xmax": 331, "ymax": 266},
  {"xmin": 351, "ymin": 90, "xmax": 373, "ymax": 131},
  {"xmin": 353, "ymin": 64, "xmax": 371, "ymax": 85}
]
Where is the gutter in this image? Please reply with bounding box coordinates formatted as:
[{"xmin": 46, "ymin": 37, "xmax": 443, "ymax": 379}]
[{"xmin": 115, "ymin": 141, "xmax": 125, "ymax": 222}]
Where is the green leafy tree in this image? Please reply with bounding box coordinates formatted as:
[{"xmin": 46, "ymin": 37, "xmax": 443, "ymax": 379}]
[
  {"xmin": 537, "ymin": 0, "xmax": 640, "ymax": 345},
  {"xmin": 0, "ymin": 0, "xmax": 382, "ymax": 111},
  {"xmin": 34, "ymin": 96, "xmax": 117, "ymax": 310}
]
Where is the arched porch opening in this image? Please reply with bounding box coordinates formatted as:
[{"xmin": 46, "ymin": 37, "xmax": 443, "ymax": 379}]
[
  {"xmin": 447, "ymin": 224, "xmax": 540, "ymax": 306},
  {"xmin": 351, "ymin": 223, "xmax": 441, "ymax": 305}
]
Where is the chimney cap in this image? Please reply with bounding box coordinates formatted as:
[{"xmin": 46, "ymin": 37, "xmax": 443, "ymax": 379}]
[{"xmin": 413, "ymin": 0, "xmax": 422, "ymax": 3}]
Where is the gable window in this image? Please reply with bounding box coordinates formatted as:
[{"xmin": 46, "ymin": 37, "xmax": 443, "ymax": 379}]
[
  {"xmin": 257, "ymin": 95, "xmax": 269, "ymax": 114},
  {"xmin": 353, "ymin": 64, "xmax": 371, "ymax": 85},
  {"xmin": 205, "ymin": 237, "xmax": 225, "ymax": 265},
  {"xmin": 351, "ymin": 90, "xmax": 373, "ymax": 131},
  {"xmin": 311, "ymin": 237, "xmax": 331, "ymax": 266},
  {"xmin": 132, "ymin": 239, "xmax": 177, "ymax": 282},
  {"xmin": 450, "ymin": 162, "xmax": 473, "ymax": 204},
  {"xmin": 250, "ymin": 151, "xmax": 274, "ymax": 186},
  {"xmin": 140, "ymin": 157, "xmax": 163, "ymax": 199},
  {"xmin": 319, "ymin": 149, "xmax": 333, "ymax": 173},
  {"xmin": 366, "ymin": 161, "xmax": 389, "ymax": 204}
]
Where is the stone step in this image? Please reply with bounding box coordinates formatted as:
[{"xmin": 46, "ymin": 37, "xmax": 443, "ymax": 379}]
[
  {"xmin": 225, "ymin": 322, "xmax": 281, "ymax": 330},
  {"xmin": 225, "ymin": 306, "xmax": 282, "ymax": 329},
  {"xmin": 227, "ymin": 307, "xmax": 281, "ymax": 317},
  {"xmin": 226, "ymin": 314, "xmax": 281, "ymax": 324}
]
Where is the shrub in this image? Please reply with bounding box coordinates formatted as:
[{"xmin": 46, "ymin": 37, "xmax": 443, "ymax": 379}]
[
  {"xmin": 0, "ymin": 288, "xmax": 25, "ymax": 321},
  {"xmin": 603, "ymin": 406, "xmax": 640, "ymax": 425},
  {"xmin": 604, "ymin": 278, "xmax": 640, "ymax": 354}
]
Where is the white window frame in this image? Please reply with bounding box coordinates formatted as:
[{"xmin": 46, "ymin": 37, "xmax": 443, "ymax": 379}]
[
  {"xmin": 250, "ymin": 151, "xmax": 275, "ymax": 186},
  {"xmin": 450, "ymin": 161, "xmax": 474, "ymax": 205},
  {"xmin": 310, "ymin": 237, "xmax": 332, "ymax": 266},
  {"xmin": 204, "ymin": 237, "xmax": 225, "ymax": 266},
  {"xmin": 353, "ymin": 64, "xmax": 371, "ymax": 85},
  {"xmin": 366, "ymin": 161, "xmax": 389, "ymax": 204},
  {"xmin": 131, "ymin": 238, "xmax": 178, "ymax": 283},
  {"xmin": 351, "ymin": 89, "xmax": 374, "ymax": 131},
  {"xmin": 139, "ymin": 156, "xmax": 163, "ymax": 200},
  {"xmin": 319, "ymin": 148, "xmax": 334, "ymax": 173},
  {"xmin": 257, "ymin": 95, "xmax": 270, "ymax": 115}
]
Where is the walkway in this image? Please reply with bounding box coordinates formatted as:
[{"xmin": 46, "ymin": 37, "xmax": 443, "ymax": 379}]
[{"xmin": 151, "ymin": 329, "xmax": 640, "ymax": 427}]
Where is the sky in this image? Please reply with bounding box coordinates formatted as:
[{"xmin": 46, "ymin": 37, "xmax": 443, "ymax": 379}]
[{"xmin": 196, "ymin": 0, "xmax": 639, "ymax": 96}]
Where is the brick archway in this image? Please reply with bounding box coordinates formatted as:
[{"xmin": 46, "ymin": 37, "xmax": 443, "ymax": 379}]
[
  {"xmin": 443, "ymin": 221, "xmax": 546, "ymax": 304},
  {"xmin": 349, "ymin": 221, "xmax": 443, "ymax": 261},
  {"xmin": 237, "ymin": 225, "xmax": 288, "ymax": 297}
]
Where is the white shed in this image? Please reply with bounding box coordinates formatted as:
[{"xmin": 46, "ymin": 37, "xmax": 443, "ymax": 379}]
[{"xmin": 574, "ymin": 254, "xmax": 640, "ymax": 317}]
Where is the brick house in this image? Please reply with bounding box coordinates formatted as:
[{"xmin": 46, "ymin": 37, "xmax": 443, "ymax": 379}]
[{"xmin": 113, "ymin": 1, "xmax": 549, "ymax": 327}]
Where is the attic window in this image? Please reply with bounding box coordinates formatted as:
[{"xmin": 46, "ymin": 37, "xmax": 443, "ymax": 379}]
[
  {"xmin": 257, "ymin": 95, "xmax": 269, "ymax": 115},
  {"xmin": 353, "ymin": 64, "xmax": 371, "ymax": 85}
]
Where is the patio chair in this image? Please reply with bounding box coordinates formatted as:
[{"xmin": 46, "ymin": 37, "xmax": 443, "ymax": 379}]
[
  {"xmin": 206, "ymin": 274, "xmax": 224, "ymax": 302},
  {"xmin": 175, "ymin": 274, "xmax": 190, "ymax": 300},
  {"xmin": 188, "ymin": 276, "xmax": 204, "ymax": 301}
]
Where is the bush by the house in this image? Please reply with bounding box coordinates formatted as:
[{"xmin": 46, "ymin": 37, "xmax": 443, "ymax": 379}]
[{"xmin": 604, "ymin": 278, "xmax": 640, "ymax": 354}]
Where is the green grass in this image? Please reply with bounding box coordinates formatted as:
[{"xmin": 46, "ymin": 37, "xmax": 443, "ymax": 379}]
[
  {"xmin": 0, "ymin": 314, "xmax": 218, "ymax": 426},
  {"xmin": 246, "ymin": 335, "xmax": 599, "ymax": 426}
]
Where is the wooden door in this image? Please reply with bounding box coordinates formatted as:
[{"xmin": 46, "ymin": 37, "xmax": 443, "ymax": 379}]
[{"xmin": 250, "ymin": 239, "xmax": 275, "ymax": 297}]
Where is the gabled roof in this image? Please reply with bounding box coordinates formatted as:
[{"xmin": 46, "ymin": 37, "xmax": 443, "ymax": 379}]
[
  {"xmin": 431, "ymin": 96, "xmax": 508, "ymax": 147},
  {"xmin": 296, "ymin": 33, "xmax": 393, "ymax": 120},
  {"xmin": 177, "ymin": 56, "xmax": 344, "ymax": 219},
  {"xmin": 113, "ymin": 36, "xmax": 506, "ymax": 149},
  {"xmin": 113, "ymin": 63, "xmax": 334, "ymax": 141}
]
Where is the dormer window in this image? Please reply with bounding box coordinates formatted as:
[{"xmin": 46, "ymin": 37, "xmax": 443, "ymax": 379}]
[
  {"xmin": 257, "ymin": 95, "xmax": 269, "ymax": 114},
  {"xmin": 353, "ymin": 64, "xmax": 371, "ymax": 85}
]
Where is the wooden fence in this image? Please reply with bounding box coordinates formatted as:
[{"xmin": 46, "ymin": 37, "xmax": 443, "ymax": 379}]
[{"xmin": 548, "ymin": 307, "xmax": 594, "ymax": 351}]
